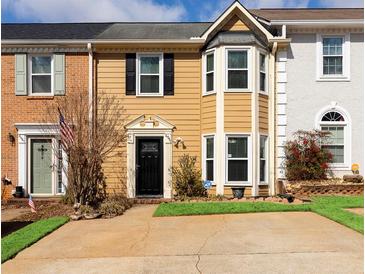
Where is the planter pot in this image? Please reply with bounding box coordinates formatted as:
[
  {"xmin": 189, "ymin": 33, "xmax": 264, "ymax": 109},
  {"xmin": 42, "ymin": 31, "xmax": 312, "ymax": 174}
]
[
  {"xmin": 14, "ymin": 186, "xmax": 24, "ymax": 198},
  {"xmin": 231, "ymin": 187, "xmax": 245, "ymax": 199}
]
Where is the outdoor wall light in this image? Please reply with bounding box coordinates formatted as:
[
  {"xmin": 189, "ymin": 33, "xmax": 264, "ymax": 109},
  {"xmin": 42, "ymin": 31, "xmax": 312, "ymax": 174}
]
[
  {"xmin": 174, "ymin": 137, "xmax": 185, "ymax": 148},
  {"xmin": 8, "ymin": 133, "xmax": 15, "ymax": 145}
]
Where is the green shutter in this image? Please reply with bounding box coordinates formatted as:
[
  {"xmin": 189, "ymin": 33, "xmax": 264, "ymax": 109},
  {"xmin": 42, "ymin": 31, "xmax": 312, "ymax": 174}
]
[
  {"xmin": 53, "ymin": 53, "xmax": 65, "ymax": 95},
  {"xmin": 15, "ymin": 54, "xmax": 27, "ymax": 95}
]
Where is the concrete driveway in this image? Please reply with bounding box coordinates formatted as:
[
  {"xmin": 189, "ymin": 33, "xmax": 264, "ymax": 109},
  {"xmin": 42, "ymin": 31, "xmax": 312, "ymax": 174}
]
[{"xmin": 2, "ymin": 205, "xmax": 363, "ymax": 274}]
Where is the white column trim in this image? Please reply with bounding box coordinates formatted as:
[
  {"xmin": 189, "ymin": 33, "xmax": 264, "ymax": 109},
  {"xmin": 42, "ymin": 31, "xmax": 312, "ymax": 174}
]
[
  {"xmin": 215, "ymin": 46, "xmax": 225, "ymax": 195},
  {"xmin": 126, "ymin": 130, "xmax": 173, "ymax": 199},
  {"xmin": 251, "ymin": 47, "xmax": 259, "ymax": 196}
]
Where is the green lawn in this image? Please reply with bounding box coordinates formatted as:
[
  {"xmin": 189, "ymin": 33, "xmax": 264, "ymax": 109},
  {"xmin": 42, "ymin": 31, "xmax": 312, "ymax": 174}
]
[
  {"xmin": 2, "ymin": 216, "xmax": 69, "ymax": 263},
  {"xmin": 154, "ymin": 196, "xmax": 364, "ymax": 233}
]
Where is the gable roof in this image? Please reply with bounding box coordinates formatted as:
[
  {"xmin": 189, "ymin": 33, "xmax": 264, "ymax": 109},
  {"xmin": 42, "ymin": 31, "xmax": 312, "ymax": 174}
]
[{"xmin": 199, "ymin": 1, "xmax": 274, "ymax": 41}]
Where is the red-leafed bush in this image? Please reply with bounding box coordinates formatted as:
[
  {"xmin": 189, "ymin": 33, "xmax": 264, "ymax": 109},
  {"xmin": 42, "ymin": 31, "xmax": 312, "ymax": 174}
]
[{"xmin": 284, "ymin": 130, "xmax": 333, "ymax": 180}]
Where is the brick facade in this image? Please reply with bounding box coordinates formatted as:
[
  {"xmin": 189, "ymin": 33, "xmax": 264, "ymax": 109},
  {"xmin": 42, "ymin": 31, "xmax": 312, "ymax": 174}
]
[{"xmin": 1, "ymin": 53, "xmax": 88, "ymax": 199}]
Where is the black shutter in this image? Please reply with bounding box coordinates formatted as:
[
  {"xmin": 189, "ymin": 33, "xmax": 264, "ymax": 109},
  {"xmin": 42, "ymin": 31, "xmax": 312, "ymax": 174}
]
[
  {"xmin": 126, "ymin": 53, "xmax": 136, "ymax": 95},
  {"xmin": 163, "ymin": 53, "xmax": 174, "ymax": 96}
]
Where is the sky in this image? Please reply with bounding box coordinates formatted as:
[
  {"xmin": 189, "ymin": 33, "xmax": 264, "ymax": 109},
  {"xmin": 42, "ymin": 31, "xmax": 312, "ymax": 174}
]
[{"xmin": 2, "ymin": 0, "xmax": 364, "ymax": 23}]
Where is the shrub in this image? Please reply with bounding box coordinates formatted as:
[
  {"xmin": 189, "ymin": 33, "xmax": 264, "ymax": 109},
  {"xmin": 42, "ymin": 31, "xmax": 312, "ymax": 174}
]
[
  {"xmin": 284, "ymin": 130, "xmax": 333, "ymax": 181},
  {"xmin": 99, "ymin": 194, "xmax": 132, "ymax": 217},
  {"xmin": 171, "ymin": 154, "xmax": 207, "ymax": 198}
]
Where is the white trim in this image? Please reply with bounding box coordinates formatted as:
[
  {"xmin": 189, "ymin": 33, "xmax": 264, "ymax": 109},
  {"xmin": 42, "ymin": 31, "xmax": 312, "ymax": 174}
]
[
  {"xmin": 257, "ymin": 50, "xmax": 269, "ymax": 94},
  {"xmin": 136, "ymin": 53, "xmax": 163, "ymax": 96},
  {"xmin": 224, "ymin": 46, "xmax": 252, "ymax": 92},
  {"xmin": 125, "ymin": 115, "xmax": 174, "ymax": 199},
  {"xmin": 224, "ymin": 133, "xmax": 252, "ymax": 186},
  {"xmin": 28, "ymin": 53, "xmax": 54, "ymax": 96},
  {"xmin": 215, "ymin": 46, "xmax": 225, "ymax": 195},
  {"xmin": 202, "ymin": 48, "xmax": 217, "ymax": 96},
  {"xmin": 202, "ymin": 134, "xmax": 216, "ymax": 184},
  {"xmin": 316, "ymin": 33, "xmax": 350, "ymax": 81},
  {"xmin": 315, "ymin": 103, "xmax": 352, "ymax": 170},
  {"xmin": 15, "ymin": 123, "xmax": 67, "ymax": 197},
  {"xmin": 259, "ymin": 134, "xmax": 269, "ymax": 185}
]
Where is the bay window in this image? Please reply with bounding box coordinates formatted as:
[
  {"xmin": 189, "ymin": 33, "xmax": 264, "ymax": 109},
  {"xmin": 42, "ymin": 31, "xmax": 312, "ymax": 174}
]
[
  {"xmin": 226, "ymin": 135, "xmax": 250, "ymax": 184},
  {"xmin": 203, "ymin": 136, "xmax": 214, "ymax": 181},
  {"xmin": 226, "ymin": 49, "xmax": 249, "ymax": 90},
  {"xmin": 204, "ymin": 51, "xmax": 215, "ymax": 94},
  {"xmin": 259, "ymin": 136, "xmax": 268, "ymax": 183},
  {"xmin": 259, "ymin": 53, "xmax": 267, "ymax": 92}
]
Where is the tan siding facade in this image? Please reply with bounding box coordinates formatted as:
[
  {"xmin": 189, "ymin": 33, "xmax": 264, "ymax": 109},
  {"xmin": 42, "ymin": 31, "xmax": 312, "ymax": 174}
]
[
  {"xmin": 222, "ymin": 15, "xmax": 250, "ymax": 31},
  {"xmin": 224, "ymin": 93, "xmax": 252, "ymax": 132},
  {"xmin": 96, "ymin": 52, "xmax": 202, "ymax": 193},
  {"xmin": 201, "ymin": 94, "xmax": 216, "ymax": 134},
  {"xmin": 259, "ymin": 94, "xmax": 269, "ymax": 134}
]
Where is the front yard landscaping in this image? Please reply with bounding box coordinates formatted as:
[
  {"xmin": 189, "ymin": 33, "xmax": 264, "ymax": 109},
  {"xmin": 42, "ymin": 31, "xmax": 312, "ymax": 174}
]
[
  {"xmin": 1, "ymin": 216, "xmax": 69, "ymax": 263},
  {"xmin": 154, "ymin": 196, "xmax": 364, "ymax": 233}
]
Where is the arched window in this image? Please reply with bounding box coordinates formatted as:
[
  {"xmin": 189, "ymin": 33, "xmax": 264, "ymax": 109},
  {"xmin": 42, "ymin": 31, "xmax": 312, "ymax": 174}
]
[{"xmin": 319, "ymin": 109, "xmax": 349, "ymax": 165}]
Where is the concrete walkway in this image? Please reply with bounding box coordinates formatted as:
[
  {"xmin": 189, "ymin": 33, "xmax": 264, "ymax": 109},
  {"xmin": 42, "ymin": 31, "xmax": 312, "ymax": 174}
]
[{"xmin": 2, "ymin": 205, "xmax": 363, "ymax": 274}]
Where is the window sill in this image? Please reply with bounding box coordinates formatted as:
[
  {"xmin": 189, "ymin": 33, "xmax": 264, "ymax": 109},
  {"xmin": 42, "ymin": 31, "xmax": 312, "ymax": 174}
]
[
  {"xmin": 27, "ymin": 96, "xmax": 54, "ymax": 100},
  {"xmin": 224, "ymin": 89, "xmax": 251, "ymax": 93},
  {"xmin": 316, "ymin": 76, "xmax": 350, "ymax": 82},
  {"xmin": 224, "ymin": 182, "xmax": 252, "ymax": 187},
  {"xmin": 136, "ymin": 94, "xmax": 164, "ymax": 98},
  {"xmin": 258, "ymin": 91, "xmax": 269, "ymax": 96},
  {"xmin": 202, "ymin": 91, "xmax": 216, "ymax": 97},
  {"xmin": 329, "ymin": 164, "xmax": 350, "ymax": 170}
]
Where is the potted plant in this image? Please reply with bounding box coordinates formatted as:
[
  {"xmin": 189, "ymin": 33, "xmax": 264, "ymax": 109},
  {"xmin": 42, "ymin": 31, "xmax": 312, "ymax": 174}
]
[{"xmin": 231, "ymin": 187, "xmax": 245, "ymax": 199}]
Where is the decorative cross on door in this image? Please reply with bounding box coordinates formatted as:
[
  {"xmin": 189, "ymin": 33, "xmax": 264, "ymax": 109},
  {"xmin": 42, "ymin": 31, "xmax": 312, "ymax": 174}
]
[{"xmin": 38, "ymin": 145, "xmax": 48, "ymax": 159}]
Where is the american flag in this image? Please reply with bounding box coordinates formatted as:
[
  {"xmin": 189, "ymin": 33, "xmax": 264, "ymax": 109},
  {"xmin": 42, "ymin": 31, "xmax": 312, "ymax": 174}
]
[
  {"xmin": 28, "ymin": 195, "xmax": 36, "ymax": 213},
  {"xmin": 59, "ymin": 109, "xmax": 75, "ymax": 149}
]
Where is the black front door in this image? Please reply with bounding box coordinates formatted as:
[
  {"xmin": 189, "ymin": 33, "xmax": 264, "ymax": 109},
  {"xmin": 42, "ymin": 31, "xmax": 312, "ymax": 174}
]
[{"xmin": 136, "ymin": 137, "xmax": 163, "ymax": 196}]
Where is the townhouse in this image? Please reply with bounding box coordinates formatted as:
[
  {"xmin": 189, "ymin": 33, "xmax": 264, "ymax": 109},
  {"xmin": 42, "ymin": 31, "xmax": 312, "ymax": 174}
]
[{"xmin": 1, "ymin": 2, "xmax": 363, "ymax": 199}]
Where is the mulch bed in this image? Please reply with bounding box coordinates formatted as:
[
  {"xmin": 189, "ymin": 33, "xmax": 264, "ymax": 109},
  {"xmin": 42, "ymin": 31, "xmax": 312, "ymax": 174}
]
[
  {"xmin": 2, "ymin": 201, "xmax": 74, "ymax": 222},
  {"xmin": 1, "ymin": 221, "xmax": 33, "ymax": 238}
]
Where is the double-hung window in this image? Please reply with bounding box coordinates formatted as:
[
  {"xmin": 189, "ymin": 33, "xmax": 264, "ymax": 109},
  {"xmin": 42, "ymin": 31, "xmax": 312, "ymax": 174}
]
[
  {"xmin": 203, "ymin": 136, "xmax": 214, "ymax": 182},
  {"xmin": 317, "ymin": 34, "xmax": 350, "ymax": 81},
  {"xmin": 204, "ymin": 51, "xmax": 215, "ymax": 94},
  {"xmin": 259, "ymin": 136, "xmax": 268, "ymax": 183},
  {"xmin": 137, "ymin": 54, "xmax": 162, "ymax": 95},
  {"xmin": 226, "ymin": 136, "xmax": 250, "ymax": 184},
  {"xmin": 319, "ymin": 110, "xmax": 349, "ymax": 166},
  {"xmin": 321, "ymin": 126, "xmax": 345, "ymax": 164},
  {"xmin": 29, "ymin": 55, "xmax": 53, "ymax": 94},
  {"xmin": 226, "ymin": 49, "xmax": 249, "ymax": 90},
  {"xmin": 323, "ymin": 37, "xmax": 343, "ymax": 75},
  {"xmin": 259, "ymin": 53, "xmax": 267, "ymax": 92}
]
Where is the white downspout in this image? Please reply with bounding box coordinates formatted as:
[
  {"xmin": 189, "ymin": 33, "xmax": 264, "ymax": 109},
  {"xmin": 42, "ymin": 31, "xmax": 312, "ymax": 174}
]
[{"xmin": 269, "ymin": 42, "xmax": 278, "ymax": 196}]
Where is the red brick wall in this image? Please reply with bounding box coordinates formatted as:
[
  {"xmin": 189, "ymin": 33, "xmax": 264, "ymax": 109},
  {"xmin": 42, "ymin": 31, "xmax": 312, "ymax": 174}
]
[{"xmin": 1, "ymin": 53, "xmax": 89, "ymax": 198}]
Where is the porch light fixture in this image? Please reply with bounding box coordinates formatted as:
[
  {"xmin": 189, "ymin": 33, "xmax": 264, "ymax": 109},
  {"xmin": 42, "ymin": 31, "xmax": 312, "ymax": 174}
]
[
  {"xmin": 7, "ymin": 133, "xmax": 15, "ymax": 145},
  {"xmin": 174, "ymin": 137, "xmax": 185, "ymax": 148}
]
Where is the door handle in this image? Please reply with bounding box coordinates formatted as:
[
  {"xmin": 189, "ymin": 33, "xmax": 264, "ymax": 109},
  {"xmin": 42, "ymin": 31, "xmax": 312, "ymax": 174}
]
[{"xmin": 136, "ymin": 164, "xmax": 140, "ymax": 168}]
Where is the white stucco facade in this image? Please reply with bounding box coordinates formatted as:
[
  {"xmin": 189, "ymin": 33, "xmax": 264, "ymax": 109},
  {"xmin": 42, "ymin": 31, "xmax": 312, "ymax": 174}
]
[{"xmin": 284, "ymin": 31, "xmax": 364, "ymax": 176}]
